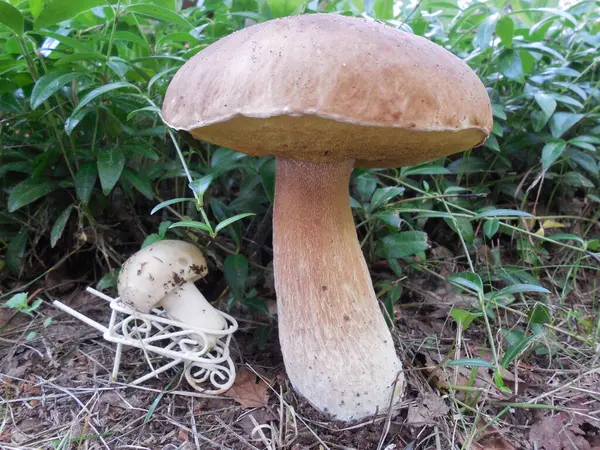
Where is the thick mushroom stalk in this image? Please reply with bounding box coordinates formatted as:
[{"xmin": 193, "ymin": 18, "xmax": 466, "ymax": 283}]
[{"xmin": 273, "ymin": 157, "xmax": 404, "ymax": 421}]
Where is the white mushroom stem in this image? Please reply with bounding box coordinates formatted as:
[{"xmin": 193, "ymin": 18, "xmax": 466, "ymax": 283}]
[
  {"xmin": 273, "ymin": 157, "xmax": 405, "ymax": 421},
  {"xmin": 160, "ymin": 282, "xmax": 227, "ymax": 348}
]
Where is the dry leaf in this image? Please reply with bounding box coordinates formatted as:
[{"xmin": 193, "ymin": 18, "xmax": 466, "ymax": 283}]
[
  {"xmin": 474, "ymin": 436, "xmax": 517, "ymax": 450},
  {"xmin": 225, "ymin": 368, "xmax": 270, "ymax": 408},
  {"xmin": 0, "ymin": 308, "xmax": 15, "ymax": 328},
  {"xmin": 406, "ymin": 392, "xmax": 449, "ymax": 425},
  {"xmin": 530, "ymin": 412, "xmax": 594, "ymax": 450},
  {"xmin": 177, "ymin": 429, "xmax": 189, "ymax": 442}
]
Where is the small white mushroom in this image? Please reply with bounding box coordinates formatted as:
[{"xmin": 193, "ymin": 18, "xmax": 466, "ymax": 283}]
[{"xmin": 117, "ymin": 240, "xmax": 227, "ymax": 348}]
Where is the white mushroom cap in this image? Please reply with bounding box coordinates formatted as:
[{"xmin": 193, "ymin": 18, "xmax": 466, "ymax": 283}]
[{"xmin": 118, "ymin": 240, "xmax": 208, "ymax": 313}]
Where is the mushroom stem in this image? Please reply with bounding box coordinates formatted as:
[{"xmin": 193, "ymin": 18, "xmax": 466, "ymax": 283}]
[
  {"xmin": 273, "ymin": 157, "xmax": 404, "ymax": 421},
  {"xmin": 161, "ymin": 282, "xmax": 227, "ymax": 348}
]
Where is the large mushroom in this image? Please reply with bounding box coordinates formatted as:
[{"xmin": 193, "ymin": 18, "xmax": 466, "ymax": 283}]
[
  {"xmin": 117, "ymin": 239, "xmax": 227, "ymax": 348},
  {"xmin": 162, "ymin": 13, "xmax": 492, "ymax": 421}
]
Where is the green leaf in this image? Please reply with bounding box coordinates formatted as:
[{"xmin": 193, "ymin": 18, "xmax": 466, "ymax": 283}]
[
  {"xmin": 123, "ymin": 168, "xmax": 154, "ymax": 200},
  {"xmin": 473, "ymin": 208, "xmax": 534, "ymax": 219},
  {"xmin": 43, "ymin": 317, "xmax": 52, "ymax": 328},
  {"xmin": 568, "ymin": 135, "xmax": 600, "ymax": 151},
  {"xmin": 402, "ymin": 164, "xmax": 450, "ymax": 176},
  {"xmin": 373, "ymin": 210, "xmax": 402, "ymax": 228},
  {"xmin": 31, "ymin": 71, "xmax": 86, "ymax": 109},
  {"xmin": 74, "ymin": 163, "xmax": 97, "ymax": 204},
  {"xmin": 549, "ymin": 113, "xmax": 584, "ymax": 139},
  {"xmin": 491, "ymin": 104, "xmax": 507, "ymax": 120},
  {"xmin": 447, "ymin": 358, "xmax": 494, "ymax": 368},
  {"xmin": 541, "ymin": 140, "xmax": 566, "ymax": 170},
  {"xmin": 380, "ymin": 231, "xmax": 430, "ymax": 259},
  {"xmin": 35, "ymin": 0, "xmax": 111, "ymax": 29},
  {"xmin": 354, "ymin": 173, "xmax": 378, "ymax": 202},
  {"xmin": 449, "ymin": 272, "xmax": 483, "ymax": 294},
  {"xmin": 8, "ymin": 178, "xmax": 57, "ymax": 212},
  {"xmin": 30, "ymin": 0, "xmax": 45, "ymax": 19},
  {"xmin": 0, "ymin": 1, "xmax": 24, "ymax": 34},
  {"xmin": 223, "ymin": 254, "xmax": 248, "ymax": 301},
  {"xmin": 259, "ymin": 158, "xmax": 276, "ymax": 203},
  {"xmin": 50, "ymin": 205, "xmax": 73, "ymax": 248},
  {"xmin": 410, "ymin": 17, "xmax": 427, "ymax": 35},
  {"xmin": 113, "ymin": 30, "xmax": 149, "ymax": 48},
  {"xmin": 450, "ymin": 308, "xmax": 483, "ymax": 331},
  {"xmin": 444, "ymin": 216, "xmax": 474, "ymax": 245},
  {"xmin": 474, "ymin": 14, "xmax": 499, "ymax": 50},
  {"xmin": 125, "ymin": 4, "xmax": 193, "ymax": 29},
  {"xmin": 529, "ymin": 303, "xmax": 551, "ymax": 324},
  {"xmin": 373, "ymin": 0, "xmax": 393, "ymax": 19},
  {"xmin": 31, "ymin": 30, "xmax": 92, "ymax": 52},
  {"xmin": 168, "ymin": 221, "xmax": 212, "ymax": 233},
  {"xmin": 158, "ymin": 221, "xmax": 171, "ymax": 237},
  {"xmin": 141, "ymin": 233, "xmax": 162, "ymax": 248},
  {"xmin": 510, "ymin": 7, "xmax": 577, "ymax": 26},
  {"xmin": 484, "ymin": 134, "xmax": 500, "ymax": 152},
  {"xmin": 549, "ymin": 233, "xmax": 585, "ymax": 246},
  {"xmin": 562, "ymin": 171, "xmax": 594, "ymax": 188},
  {"xmin": 491, "ymin": 283, "xmax": 550, "ymax": 299},
  {"xmin": 492, "ymin": 121, "xmax": 504, "ymax": 137},
  {"xmin": 551, "ymin": 94, "xmax": 583, "ymax": 110},
  {"xmin": 497, "ymin": 49, "xmax": 524, "ymax": 82},
  {"xmin": 67, "ymin": 82, "xmax": 140, "ymax": 133},
  {"xmin": 514, "ymin": 42, "xmax": 564, "ymax": 61},
  {"xmin": 415, "ymin": 212, "xmax": 455, "ymax": 220},
  {"xmin": 502, "ymin": 334, "xmax": 535, "ymax": 368},
  {"xmin": 215, "ymin": 213, "xmax": 256, "ymax": 234},
  {"xmin": 266, "ymin": 0, "xmax": 305, "ymax": 17},
  {"xmin": 496, "ymin": 15, "xmax": 514, "ymax": 48},
  {"xmin": 6, "ymin": 231, "xmax": 28, "ymax": 274},
  {"xmin": 22, "ymin": 298, "xmax": 42, "ymax": 314},
  {"xmin": 370, "ymin": 187, "xmax": 405, "ymax": 211},
  {"xmin": 586, "ymin": 239, "xmax": 599, "ymax": 251},
  {"xmin": 189, "ymin": 174, "xmax": 214, "ymax": 207},
  {"xmin": 531, "ymin": 110, "xmax": 550, "ymax": 132},
  {"xmin": 64, "ymin": 106, "xmax": 93, "ymax": 135},
  {"xmin": 534, "ymin": 93, "xmax": 556, "ymax": 120},
  {"xmin": 209, "ymin": 198, "xmax": 241, "ymax": 248},
  {"xmin": 150, "ymin": 198, "xmax": 194, "ymax": 215},
  {"xmin": 483, "ymin": 218, "xmax": 500, "ymax": 238},
  {"xmin": 519, "ymin": 50, "xmax": 535, "ymax": 74},
  {"xmin": 97, "ymin": 148, "xmax": 125, "ymax": 195},
  {"xmin": 6, "ymin": 293, "xmax": 28, "ymax": 310},
  {"xmin": 126, "ymin": 105, "xmax": 161, "ymax": 121},
  {"xmin": 96, "ymin": 272, "xmax": 118, "ymax": 291}
]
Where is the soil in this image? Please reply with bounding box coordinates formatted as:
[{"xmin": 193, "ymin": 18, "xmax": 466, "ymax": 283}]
[{"xmin": 1, "ymin": 250, "xmax": 599, "ymax": 450}]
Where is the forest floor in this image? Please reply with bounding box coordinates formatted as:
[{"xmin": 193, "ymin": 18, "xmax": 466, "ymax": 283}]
[{"xmin": 1, "ymin": 260, "xmax": 599, "ymax": 450}]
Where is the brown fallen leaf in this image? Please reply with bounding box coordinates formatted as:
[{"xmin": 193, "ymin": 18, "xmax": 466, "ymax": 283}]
[
  {"xmin": 0, "ymin": 307, "xmax": 16, "ymax": 328},
  {"xmin": 224, "ymin": 368, "xmax": 270, "ymax": 408},
  {"xmin": 177, "ymin": 429, "xmax": 189, "ymax": 442},
  {"xmin": 530, "ymin": 412, "xmax": 593, "ymax": 450},
  {"xmin": 474, "ymin": 436, "xmax": 517, "ymax": 450},
  {"xmin": 406, "ymin": 392, "xmax": 449, "ymax": 425}
]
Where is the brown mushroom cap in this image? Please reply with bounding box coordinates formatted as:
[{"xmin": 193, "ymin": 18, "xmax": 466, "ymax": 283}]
[{"xmin": 162, "ymin": 13, "xmax": 492, "ymax": 168}]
